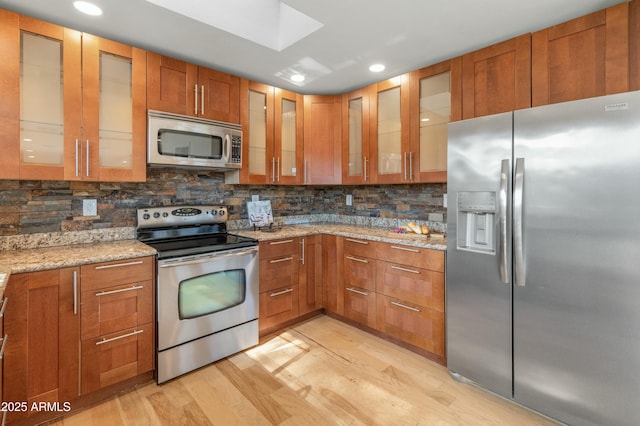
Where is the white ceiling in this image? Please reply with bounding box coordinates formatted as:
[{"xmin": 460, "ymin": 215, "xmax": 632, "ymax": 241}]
[{"xmin": 0, "ymin": 0, "xmax": 626, "ymax": 94}]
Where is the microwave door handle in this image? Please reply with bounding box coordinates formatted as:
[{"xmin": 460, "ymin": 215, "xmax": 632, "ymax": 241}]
[{"xmin": 224, "ymin": 134, "xmax": 230, "ymax": 161}]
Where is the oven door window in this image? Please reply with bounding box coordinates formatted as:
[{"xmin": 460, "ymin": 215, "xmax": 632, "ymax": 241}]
[
  {"xmin": 178, "ymin": 269, "xmax": 246, "ymax": 319},
  {"xmin": 158, "ymin": 129, "xmax": 223, "ymax": 159}
]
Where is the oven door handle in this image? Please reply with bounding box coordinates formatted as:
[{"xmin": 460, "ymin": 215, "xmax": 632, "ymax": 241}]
[{"xmin": 159, "ymin": 247, "xmax": 258, "ymax": 267}]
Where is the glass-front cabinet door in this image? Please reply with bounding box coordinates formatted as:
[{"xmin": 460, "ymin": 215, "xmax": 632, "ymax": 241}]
[
  {"xmin": 370, "ymin": 75, "xmax": 410, "ymax": 183},
  {"xmin": 409, "ymin": 58, "xmax": 462, "ymax": 182},
  {"xmin": 81, "ymin": 34, "xmax": 147, "ymax": 182},
  {"xmin": 240, "ymin": 80, "xmax": 275, "ymax": 184},
  {"xmin": 342, "ymin": 88, "xmax": 371, "ymax": 184},
  {"xmin": 0, "ymin": 11, "xmax": 146, "ymax": 181},
  {"xmin": 274, "ymin": 88, "xmax": 303, "ymax": 185}
]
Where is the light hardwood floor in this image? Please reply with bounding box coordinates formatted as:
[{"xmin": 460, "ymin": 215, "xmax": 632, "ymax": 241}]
[{"xmin": 51, "ymin": 316, "xmax": 557, "ymax": 425}]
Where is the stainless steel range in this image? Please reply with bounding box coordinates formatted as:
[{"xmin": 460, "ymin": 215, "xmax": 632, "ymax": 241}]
[{"xmin": 137, "ymin": 205, "xmax": 259, "ymax": 384}]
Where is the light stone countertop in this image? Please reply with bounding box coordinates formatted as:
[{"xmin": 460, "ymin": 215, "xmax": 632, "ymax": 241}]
[
  {"xmin": 234, "ymin": 223, "xmax": 447, "ymax": 250},
  {"xmin": 0, "ymin": 240, "xmax": 156, "ymax": 298}
]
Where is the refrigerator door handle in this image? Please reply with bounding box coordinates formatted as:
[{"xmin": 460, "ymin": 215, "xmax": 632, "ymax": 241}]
[
  {"xmin": 514, "ymin": 157, "xmax": 526, "ymax": 286},
  {"xmin": 498, "ymin": 159, "xmax": 509, "ymax": 284}
]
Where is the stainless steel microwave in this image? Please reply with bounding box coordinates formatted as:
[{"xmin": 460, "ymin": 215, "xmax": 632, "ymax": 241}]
[{"xmin": 147, "ymin": 110, "xmax": 242, "ymax": 170}]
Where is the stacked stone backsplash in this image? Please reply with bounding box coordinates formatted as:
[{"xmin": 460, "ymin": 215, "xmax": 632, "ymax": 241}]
[{"xmin": 0, "ymin": 168, "xmax": 446, "ymax": 237}]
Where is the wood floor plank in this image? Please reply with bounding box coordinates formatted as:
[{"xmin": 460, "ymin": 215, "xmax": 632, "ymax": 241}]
[{"xmin": 53, "ymin": 316, "xmax": 558, "ymax": 425}]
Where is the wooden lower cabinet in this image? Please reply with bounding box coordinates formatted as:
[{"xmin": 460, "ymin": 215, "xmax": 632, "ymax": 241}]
[
  {"xmin": 80, "ymin": 256, "xmax": 154, "ymax": 393},
  {"xmin": 3, "ymin": 268, "xmax": 80, "ymax": 423},
  {"xmin": 81, "ymin": 323, "xmax": 153, "ymax": 394},
  {"xmin": 258, "ymin": 238, "xmax": 300, "ymax": 333},
  {"xmin": 376, "ymin": 295, "xmax": 445, "ymax": 358},
  {"xmin": 299, "ymin": 235, "xmax": 323, "ymax": 315},
  {"xmin": 343, "ymin": 286, "xmax": 377, "ymax": 329}
]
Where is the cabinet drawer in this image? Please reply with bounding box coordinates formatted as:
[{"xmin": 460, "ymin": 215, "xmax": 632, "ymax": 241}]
[
  {"xmin": 344, "ymin": 286, "xmax": 377, "ymax": 329},
  {"xmin": 259, "ymin": 285, "xmax": 299, "ymax": 331},
  {"xmin": 259, "ymin": 238, "xmax": 299, "ymax": 259},
  {"xmin": 81, "ymin": 280, "xmax": 153, "ymax": 340},
  {"xmin": 343, "ymin": 237, "xmax": 377, "ymax": 258},
  {"xmin": 376, "ymin": 244, "xmax": 444, "ymax": 272},
  {"xmin": 81, "ymin": 322, "xmax": 153, "ymax": 394},
  {"xmin": 376, "ymin": 295, "xmax": 444, "ymax": 357},
  {"xmin": 376, "ymin": 262, "xmax": 444, "ymax": 312},
  {"xmin": 260, "ymin": 254, "xmax": 299, "ymax": 292},
  {"xmin": 81, "ymin": 256, "xmax": 154, "ymax": 291},
  {"xmin": 344, "ymin": 254, "xmax": 376, "ymax": 291}
]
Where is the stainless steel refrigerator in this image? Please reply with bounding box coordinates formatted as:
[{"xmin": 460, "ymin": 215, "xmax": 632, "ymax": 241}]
[{"xmin": 446, "ymin": 90, "xmax": 640, "ymax": 425}]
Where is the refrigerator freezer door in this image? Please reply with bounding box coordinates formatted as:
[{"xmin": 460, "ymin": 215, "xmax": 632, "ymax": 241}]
[
  {"xmin": 513, "ymin": 92, "xmax": 640, "ymax": 425},
  {"xmin": 446, "ymin": 112, "xmax": 513, "ymax": 398}
]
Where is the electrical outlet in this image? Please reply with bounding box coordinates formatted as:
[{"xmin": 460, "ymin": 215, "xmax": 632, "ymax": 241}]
[
  {"xmin": 83, "ymin": 199, "xmax": 97, "ymax": 216},
  {"xmin": 251, "ymin": 195, "xmax": 259, "ymax": 201},
  {"xmin": 443, "ymin": 194, "xmax": 448, "ymax": 208},
  {"xmin": 346, "ymin": 194, "xmax": 353, "ymax": 206}
]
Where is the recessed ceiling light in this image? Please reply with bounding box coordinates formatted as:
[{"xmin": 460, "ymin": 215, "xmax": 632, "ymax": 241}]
[
  {"xmin": 369, "ymin": 64, "xmax": 385, "ymax": 73},
  {"xmin": 290, "ymin": 74, "xmax": 305, "ymax": 83},
  {"xmin": 74, "ymin": 1, "xmax": 103, "ymax": 16}
]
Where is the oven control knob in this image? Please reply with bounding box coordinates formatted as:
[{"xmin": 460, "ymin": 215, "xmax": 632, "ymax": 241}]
[
  {"xmin": 162, "ymin": 212, "xmax": 169, "ymax": 217},
  {"xmin": 211, "ymin": 210, "xmax": 217, "ymax": 215},
  {"xmin": 153, "ymin": 212, "xmax": 160, "ymax": 218},
  {"xmin": 142, "ymin": 213, "xmax": 150, "ymax": 220},
  {"xmin": 218, "ymin": 209, "xmax": 225, "ymax": 216}
]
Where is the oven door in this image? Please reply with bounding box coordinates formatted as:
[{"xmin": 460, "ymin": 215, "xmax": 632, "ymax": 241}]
[{"xmin": 157, "ymin": 246, "xmax": 258, "ymax": 351}]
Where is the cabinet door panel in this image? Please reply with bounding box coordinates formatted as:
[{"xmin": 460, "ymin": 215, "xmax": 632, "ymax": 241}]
[
  {"xmin": 299, "ymin": 235, "xmax": 322, "ymax": 315},
  {"xmin": 0, "ymin": 10, "xmax": 20, "ymax": 178},
  {"xmin": 376, "ymin": 295, "xmax": 444, "ymax": 357},
  {"xmin": 147, "ymin": 52, "xmax": 198, "ymax": 116},
  {"xmin": 259, "ymin": 255, "xmax": 299, "ymax": 292},
  {"xmin": 344, "ymin": 254, "xmax": 376, "ymax": 291},
  {"xmin": 344, "ymin": 286, "xmax": 377, "ymax": 328},
  {"xmin": 376, "ymin": 262, "xmax": 444, "ymax": 312},
  {"xmin": 81, "ymin": 322, "xmax": 153, "ymax": 394},
  {"xmin": 532, "ymin": 3, "xmax": 629, "ymax": 106},
  {"xmin": 303, "ymin": 95, "xmax": 342, "ymax": 184},
  {"xmin": 198, "ymin": 67, "xmax": 240, "ymax": 123},
  {"xmin": 259, "ymin": 285, "xmax": 299, "ymax": 331},
  {"xmin": 376, "ymin": 244, "xmax": 444, "ymax": 272},
  {"xmin": 462, "ymin": 34, "xmax": 531, "ymax": 119},
  {"xmin": 80, "ymin": 256, "xmax": 153, "ymax": 291}
]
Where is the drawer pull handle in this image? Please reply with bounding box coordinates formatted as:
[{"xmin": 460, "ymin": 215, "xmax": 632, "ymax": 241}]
[
  {"xmin": 96, "ymin": 285, "xmax": 144, "ymax": 297},
  {"xmin": 269, "ymin": 240, "xmax": 294, "ymax": 245},
  {"xmin": 0, "ymin": 297, "xmax": 8, "ymax": 318},
  {"xmin": 346, "ymin": 256, "xmax": 369, "ymax": 264},
  {"xmin": 0, "ymin": 334, "xmax": 7, "ymax": 360},
  {"xmin": 96, "ymin": 329, "xmax": 143, "ymax": 346},
  {"xmin": 345, "ymin": 238, "xmax": 369, "ymax": 245},
  {"xmin": 390, "ymin": 265, "xmax": 419, "ymax": 274},
  {"xmin": 346, "ymin": 287, "xmax": 369, "ymax": 296},
  {"xmin": 95, "ymin": 260, "xmax": 144, "ymax": 270},
  {"xmin": 391, "ymin": 301, "xmax": 421, "ymax": 313},
  {"xmin": 270, "ymin": 288, "xmax": 293, "ymax": 297},
  {"xmin": 390, "ymin": 245, "xmax": 420, "ymax": 253},
  {"xmin": 270, "ymin": 257, "xmax": 293, "ymax": 264}
]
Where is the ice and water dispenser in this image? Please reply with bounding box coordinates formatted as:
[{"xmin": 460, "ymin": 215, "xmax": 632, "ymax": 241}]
[{"xmin": 456, "ymin": 191, "xmax": 496, "ymax": 255}]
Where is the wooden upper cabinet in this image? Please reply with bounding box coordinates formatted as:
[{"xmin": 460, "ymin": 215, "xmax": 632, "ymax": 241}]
[
  {"xmin": 341, "ymin": 87, "xmax": 372, "ymax": 185},
  {"xmin": 147, "ymin": 52, "xmax": 239, "ymax": 123},
  {"xmin": 532, "ymin": 2, "xmax": 630, "ymax": 106},
  {"xmin": 303, "ymin": 95, "xmax": 342, "ymax": 185},
  {"xmin": 631, "ymin": 0, "xmax": 640, "ymax": 91},
  {"xmin": 275, "ymin": 88, "xmax": 304, "ymax": 185},
  {"xmin": 408, "ymin": 58, "xmax": 462, "ymax": 183},
  {"xmin": 0, "ymin": 10, "xmax": 146, "ymax": 182},
  {"xmin": 462, "ymin": 34, "xmax": 531, "ymax": 119},
  {"xmin": 370, "ymin": 75, "xmax": 411, "ymax": 184}
]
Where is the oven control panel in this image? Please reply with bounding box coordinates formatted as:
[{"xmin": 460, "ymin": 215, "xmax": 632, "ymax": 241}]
[{"xmin": 137, "ymin": 205, "xmax": 227, "ymax": 228}]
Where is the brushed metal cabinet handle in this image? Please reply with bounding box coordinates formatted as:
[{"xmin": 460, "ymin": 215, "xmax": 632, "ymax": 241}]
[
  {"xmin": 300, "ymin": 238, "xmax": 305, "ymax": 265},
  {"xmin": 346, "ymin": 255, "xmax": 369, "ymax": 264},
  {"xmin": 346, "ymin": 287, "xmax": 369, "ymax": 296},
  {"xmin": 0, "ymin": 335, "xmax": 7, "ymax": 359},
  {"xmin": 391, "ymin": 301, "xmax": 421, "ymax": 313},
  {"xmin": 86, "ymin": 139, "xmax": 90, "ymax": 177},
  {"xmin": 270, "ymin": 288, "xmax": 293, "ymax": 297},
  {"xmin": 270, "ymin": 257, "xmax": 293, "ymax": 264},
  {"xmin": 73, "ymin": 271, "xmax": 78, "ymax": 315},
  {"xmin": 390, "ymin": 245, "xmax": 419, "ymax": 253},
  {"xmin": 95, "ymin": 260, "xmax": 144, "ymax": 270},
  {"xmin": 194, "ymin": 84, "xmax": 198, "ymax": 115},
  {"xmin": 95, "ymin": 285, "xmax": 144, "ymax": 297},
  {"xmin": 201, "ymin": 85, "xmax": 205, "ymax": 115},
  {"xmin": 269, "ymin": 240, "xmax": 294, "ymax": 245},
  {"xmin": 0, "ymin": 297, "xmax": 8, "ymax": 318},
  {"xmin": 390, "ymin": 265, "xmax": 419, "ymax": 274},
  {"xmin": 96, "ymin": 329, "xmax": 143, "ymax": 346},
  {"xmin": 345, "ymin": 238, "xmax": 368, "ymax": 245}
]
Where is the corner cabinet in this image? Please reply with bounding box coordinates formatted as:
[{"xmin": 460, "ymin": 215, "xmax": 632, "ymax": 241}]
[
  {"xmin": 303, "ymin": 95, "xmax": 342, "ymax": 184},
  {"xmin": 341, "ymin": 88, "xmax": 372, "ymax": 184},
  {"xmin": 531, "ymin": 2, "xmax": 629, "ymax": 106},
  {"xmin": 147, "ymin": 52, "xmax": 240, "ymax": 123},
  {"xmin": 0, "ymin": 10, "xmax": 147, "ymax": 182},
  {"xmin": 235, "ymin": 80, "xmax": 303, "ymax": 184}
]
